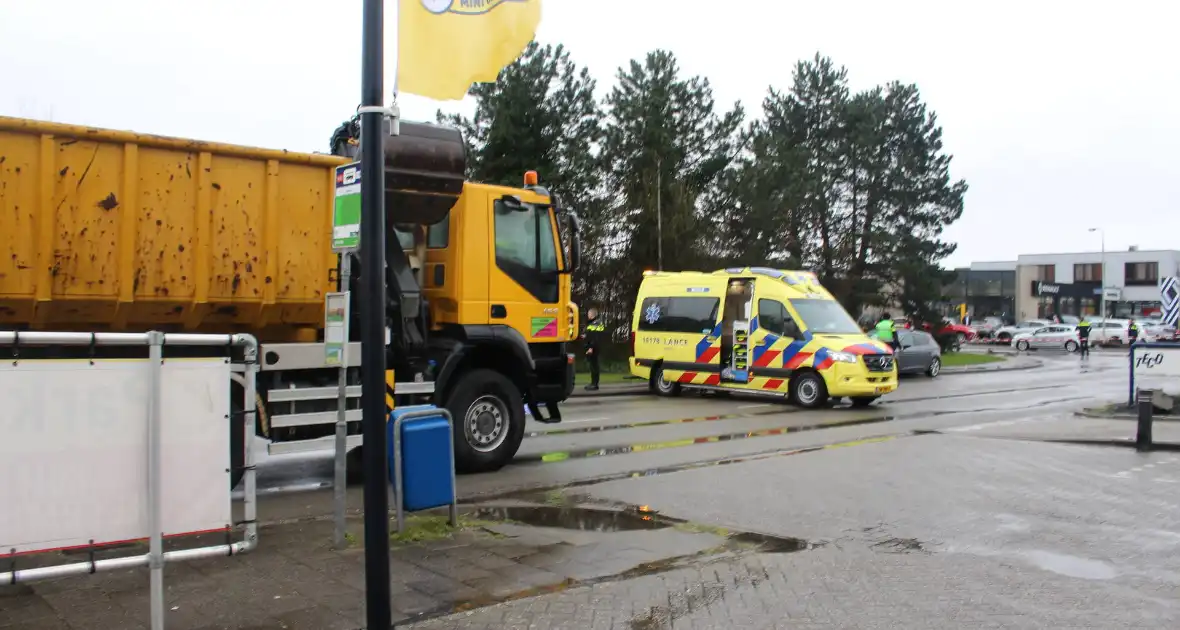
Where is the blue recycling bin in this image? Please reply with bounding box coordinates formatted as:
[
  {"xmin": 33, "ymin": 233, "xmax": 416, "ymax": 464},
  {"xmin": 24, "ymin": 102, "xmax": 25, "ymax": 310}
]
[{"xmin": 387, "ymin": 405, "xmax": 456, "ymax": 512}]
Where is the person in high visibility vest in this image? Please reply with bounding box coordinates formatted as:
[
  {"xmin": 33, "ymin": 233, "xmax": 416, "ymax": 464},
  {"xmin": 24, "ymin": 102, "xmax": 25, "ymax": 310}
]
[
  {"xmin": 1076, "ymin": 317, "xmax": 1091, "ymax": 358},
  {"xmin": 583, "ymin": 308, "xmax": 606, "ymax": 391},
  {"xmin": 1129, "ymin": 320, "xmax": 1140, "ymax": 344},
  {"xmin": 875, "ymin": 313, "xmax": 898, "ymax": 353}
]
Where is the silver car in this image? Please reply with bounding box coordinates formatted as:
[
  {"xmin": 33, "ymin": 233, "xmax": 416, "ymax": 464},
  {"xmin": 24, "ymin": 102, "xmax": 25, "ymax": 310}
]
[
  {"xmin": 1011, "ymin": 325, "xmax": 1080, "ymax": 352},
  {"xmin": 993, "ymin": 319, "xmax": 1052, "ymax": 343}
]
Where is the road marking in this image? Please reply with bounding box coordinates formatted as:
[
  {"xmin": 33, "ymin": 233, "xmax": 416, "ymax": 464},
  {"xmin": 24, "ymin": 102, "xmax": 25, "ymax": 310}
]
[
  {"xmin": 524, "ymin": 415, "xmax": 893, "ymax": 464},
  {"xmin": 738, "ymin": 403, "xmax": 771, "ymax": 409},
  {"xmin": 523, "ymin": 406, "xmax": 805, "ymax": 439},
  {"xmin": 946, "ymin": 418, "xmax": 1033, "ymax": 432},
  {"xmin": 560, "ymin": 416, "xmax": 609, "ymax": 424}
]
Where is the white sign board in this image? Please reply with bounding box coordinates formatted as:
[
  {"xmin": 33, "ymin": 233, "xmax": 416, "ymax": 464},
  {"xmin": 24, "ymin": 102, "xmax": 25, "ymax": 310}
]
[
  {"xmin": 1133, "ymin": 347, "xmax": 1180, "ymax": 395},
  {"xmin": 0, "ymin": 359, "xmax": 232, "ymax": 555}
]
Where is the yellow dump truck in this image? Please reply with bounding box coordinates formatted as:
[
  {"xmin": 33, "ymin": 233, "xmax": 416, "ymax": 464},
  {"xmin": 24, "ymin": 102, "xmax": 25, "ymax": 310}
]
[{"xmin": 0, "ymin": 115, "xmax": 580, "ymax": 480}]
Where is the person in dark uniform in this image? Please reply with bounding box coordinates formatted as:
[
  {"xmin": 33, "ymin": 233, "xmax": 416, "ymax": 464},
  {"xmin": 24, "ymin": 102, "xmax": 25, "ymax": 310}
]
[
  {"xmin": 1076, "ymin": 317, "xmax": 1091, "ymax": 358},
  {"xmin": 1129, "ymin": 320, "xmax": 1140, "ymax": 344},
  {"xmin": 583, "ymin": 308, "xmax": 605, "ymax": 391}
]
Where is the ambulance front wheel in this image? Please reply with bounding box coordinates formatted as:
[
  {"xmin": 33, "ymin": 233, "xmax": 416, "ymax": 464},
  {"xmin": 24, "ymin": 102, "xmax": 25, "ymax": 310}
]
[
  {"xmin": 789, "ymin": 371, "xmax": 828, "ymax": 408},
  {"xmin": 651, "ymin": 367, "xmax": 682, "ymax": 397}
]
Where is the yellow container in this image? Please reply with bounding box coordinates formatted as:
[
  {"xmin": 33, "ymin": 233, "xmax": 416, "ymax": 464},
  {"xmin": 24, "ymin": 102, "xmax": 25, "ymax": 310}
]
[{"xmin": 0, "ymin": 116, "xmax": 347, "ymax": 340}]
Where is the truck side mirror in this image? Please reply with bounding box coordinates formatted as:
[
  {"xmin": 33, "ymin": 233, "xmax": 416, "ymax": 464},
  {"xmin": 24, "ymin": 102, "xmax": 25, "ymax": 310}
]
[
  {"xmin": 499, "ymin": 195, "xmax": 524, "ymax": 211},
  {"xmin": 561, "ymin": 210, "xmax": 581, "ymax": 275}
]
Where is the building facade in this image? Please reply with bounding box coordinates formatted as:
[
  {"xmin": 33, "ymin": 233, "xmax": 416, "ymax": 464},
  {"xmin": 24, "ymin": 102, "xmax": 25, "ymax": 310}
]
[
  {"xmin": 1012, "ymin": 249, "xmax": 1180, "ymax": 321},
  {"xmin": 941, "ymin": 261, "xmax": 1017, "ymax": 320}
]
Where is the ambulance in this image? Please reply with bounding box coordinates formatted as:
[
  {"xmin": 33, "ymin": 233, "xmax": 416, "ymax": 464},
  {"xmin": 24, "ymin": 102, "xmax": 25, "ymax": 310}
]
[{"xmin": 629, "ymin": 268, "xmax": 898, "ymax": 408}]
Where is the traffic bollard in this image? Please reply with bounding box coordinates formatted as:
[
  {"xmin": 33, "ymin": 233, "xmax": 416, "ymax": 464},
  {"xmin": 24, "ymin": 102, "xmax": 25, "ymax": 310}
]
[{"xmin": 1136, "ymin": 389, "xmax": 1154, "ymax": 452}]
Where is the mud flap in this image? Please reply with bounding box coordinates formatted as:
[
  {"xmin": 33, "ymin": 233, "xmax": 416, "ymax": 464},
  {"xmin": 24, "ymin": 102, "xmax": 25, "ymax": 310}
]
[{"xmin": 526, "ymin": 401, "xmax": 563, "ymax": 424}]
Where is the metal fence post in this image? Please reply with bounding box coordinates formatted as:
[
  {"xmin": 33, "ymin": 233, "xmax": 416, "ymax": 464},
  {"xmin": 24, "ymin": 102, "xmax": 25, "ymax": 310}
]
[
  {"xmin": 146, "ymin": 331, "xmax": 165, "ymax": 630},
  {"xmin": 1137, "ymin": 389, "xmax": 1154, "ymax": 452},
  {"xmin": 239, "ymin": 334, "xmax": 260, "ymax": 552},
  {"xmin": 1128, "ymin": 343, "xmax": 1136, "ymax": 408},
  {"xmin": 333, "ymin": 256, "xmax": 352, "ymax": 549}
]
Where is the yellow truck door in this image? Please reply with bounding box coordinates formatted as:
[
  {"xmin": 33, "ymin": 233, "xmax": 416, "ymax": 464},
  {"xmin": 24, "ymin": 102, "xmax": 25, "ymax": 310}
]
[{"xmin": 487, "ymin": 195, "xmax": 564, "ymax": 340}]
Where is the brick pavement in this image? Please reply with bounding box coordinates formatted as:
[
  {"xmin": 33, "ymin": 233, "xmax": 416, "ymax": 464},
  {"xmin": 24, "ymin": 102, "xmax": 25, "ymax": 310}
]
[
  {"xmin": 8, "ymin": 409, "xmax": 1180, "ymax": 629},
  {"xmin": 409, "ymin": 429, "xmax": 1180, "ymax": 629},
  {"xmin": 0, "ymin": 506, "xmax": 733, "ymax": 629}
]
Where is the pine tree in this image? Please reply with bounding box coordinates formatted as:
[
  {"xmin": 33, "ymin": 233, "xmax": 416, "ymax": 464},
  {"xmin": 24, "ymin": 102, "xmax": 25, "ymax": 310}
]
[
  {"xmin": 600, "ymin": 50, "xmax": 743, "ymax": 273},
  {"xmin": 439, "ymin": 42, "xmax": 602, "ymax": 212}
]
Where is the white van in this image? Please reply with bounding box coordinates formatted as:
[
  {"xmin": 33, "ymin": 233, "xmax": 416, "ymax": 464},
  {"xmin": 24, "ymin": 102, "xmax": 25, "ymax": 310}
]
[{"xmin": 1087, "ymin": 318, "xmax": 1135, "ymax": 345}]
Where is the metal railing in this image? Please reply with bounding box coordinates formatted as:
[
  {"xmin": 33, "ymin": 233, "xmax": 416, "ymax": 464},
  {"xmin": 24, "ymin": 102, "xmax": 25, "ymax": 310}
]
[{"xmin": 0, "ymin": 331, "xmax": 259, "ymax": 630}]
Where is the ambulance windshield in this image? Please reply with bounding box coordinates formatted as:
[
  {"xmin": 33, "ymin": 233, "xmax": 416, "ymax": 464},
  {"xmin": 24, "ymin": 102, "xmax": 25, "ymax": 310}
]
[{"xmin": 789, "ymin": 299, "xmax": 862, "ymax": 335}]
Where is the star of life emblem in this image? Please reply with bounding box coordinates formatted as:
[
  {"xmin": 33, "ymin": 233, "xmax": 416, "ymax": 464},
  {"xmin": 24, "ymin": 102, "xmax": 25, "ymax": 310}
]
[{"xmin": 644, "ymin": 303, "xmax": 662, "ymax": 325}]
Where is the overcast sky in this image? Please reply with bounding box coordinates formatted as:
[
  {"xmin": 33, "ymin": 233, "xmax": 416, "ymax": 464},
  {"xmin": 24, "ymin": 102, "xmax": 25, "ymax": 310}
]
[{"xmin": 2, "ymin": 1, "xmax": 1176, "ymax": 268}]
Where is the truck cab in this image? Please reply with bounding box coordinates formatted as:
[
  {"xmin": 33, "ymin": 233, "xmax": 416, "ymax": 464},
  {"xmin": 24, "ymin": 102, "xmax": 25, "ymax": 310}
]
[{"xmin": 331, "ymin": 120, "xmax": 579, "ymax": 472}]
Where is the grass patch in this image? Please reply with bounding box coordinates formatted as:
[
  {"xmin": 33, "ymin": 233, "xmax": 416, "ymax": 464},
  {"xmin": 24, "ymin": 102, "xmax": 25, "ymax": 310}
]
[
  {"xmin": 942, "ymin": 353, "xmax": 1006, "ymax": 367},
  {"xmin": 389, "ymin": 514, "xmax": 500, "ymax": 545}
]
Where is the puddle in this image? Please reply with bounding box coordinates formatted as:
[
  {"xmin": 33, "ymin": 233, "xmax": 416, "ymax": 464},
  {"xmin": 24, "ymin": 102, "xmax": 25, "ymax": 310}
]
[
  {"xmin": 437, "ymin": 501, "xmax": 813, "ymax": 625},
  {"xmin": 467, "ymin": 502, "xmax": 811, "ymax": 555},
  {"xmin": 467, "ymin": 505, "xmax": 669, "ymax": 532},
  {"xmin": 727, "ymin": 530, "xmax": 810, "ymax": 554},
  {"xmin": 1022, "ymin": 550, "xmax": 1118, "ymax": 580}
]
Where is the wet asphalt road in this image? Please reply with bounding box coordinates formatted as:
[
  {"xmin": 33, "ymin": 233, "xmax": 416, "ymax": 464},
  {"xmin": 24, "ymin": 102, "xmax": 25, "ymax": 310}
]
[{"xmin": 251, "ymin": 350, "xmax": 1132, "ymax": 518}]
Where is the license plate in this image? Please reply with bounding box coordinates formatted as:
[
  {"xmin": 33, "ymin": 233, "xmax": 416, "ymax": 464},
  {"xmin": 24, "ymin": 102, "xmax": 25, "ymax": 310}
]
[{"xmin": 874, "ymin": 386, "xmax": 890, "ymax": 394}]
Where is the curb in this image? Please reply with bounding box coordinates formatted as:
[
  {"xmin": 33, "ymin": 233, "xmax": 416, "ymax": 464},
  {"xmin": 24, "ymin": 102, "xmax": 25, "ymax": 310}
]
[
  {"xmin": 940, "ymin": 358, "xmax": 1043, "ymax": 376},
  {"xmin": 1041, "ymin": 437, "xmax": 1180, "ymax": 452},
  {"xmin": 569, "ymin": 384, "xmax": 647, "ymax": 398},
  {"xmin": 1074, "ymin": 409, "xmax": 1180, "ymax": 423}
]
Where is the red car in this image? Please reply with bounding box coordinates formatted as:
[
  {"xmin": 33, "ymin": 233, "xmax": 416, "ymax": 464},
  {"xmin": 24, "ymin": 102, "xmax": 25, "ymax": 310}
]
[{"xmin": 897, "ymin": 318, "xmax": 977, "ymax": 349}]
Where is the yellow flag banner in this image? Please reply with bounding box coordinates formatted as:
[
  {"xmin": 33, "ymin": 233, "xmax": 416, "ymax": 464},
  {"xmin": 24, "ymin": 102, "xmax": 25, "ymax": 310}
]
[{"xmin": 397, "ymin": 0, "xmax": 542, "ymax": 101}]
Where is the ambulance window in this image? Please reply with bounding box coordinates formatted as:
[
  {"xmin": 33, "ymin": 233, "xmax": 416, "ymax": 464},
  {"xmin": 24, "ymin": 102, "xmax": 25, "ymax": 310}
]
[
  {"xmin": 757, "ymin": 300, "xmax": 794, "ymax": 336},
  {"xmin": 638, "ymin": 297, "xmax": 719, "ymax": 333}
]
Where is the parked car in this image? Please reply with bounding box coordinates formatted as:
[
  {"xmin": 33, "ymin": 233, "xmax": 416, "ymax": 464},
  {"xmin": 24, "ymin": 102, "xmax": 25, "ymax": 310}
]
[
  {"xmin": 1011, "ymin": 325, "xmax": 1080, "ymax": 352},
  {"xmin": 898, "ymin": 317, "xmax": 976, "ymax": 350},
  {"xmin": 1088, "ymin": 318, "xmax": 1136, "ymax": 345},
  {"xmin": 895, "ymin": 329, "xmax": 942, "ymax": 377},
  {"xmin": 1135, "ymin": 317, "xmax": 1175, "ymax": 342},
  {"xmin": 970, "ymin": 316, "xmax": 1007, "ymax": 339},
  {"xmin": 993, "ymin": 319, "xmax": 1052, "ymax": 343}
]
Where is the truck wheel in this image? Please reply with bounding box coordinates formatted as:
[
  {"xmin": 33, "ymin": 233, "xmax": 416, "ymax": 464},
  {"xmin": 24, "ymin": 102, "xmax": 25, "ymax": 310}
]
[
  {"xmin": 446, "ymin": 369, "xmax": 525, "ymax": 474},
  {"xmin": 789, "ymin": 371, "xmax": 828, "ymax": 409}
]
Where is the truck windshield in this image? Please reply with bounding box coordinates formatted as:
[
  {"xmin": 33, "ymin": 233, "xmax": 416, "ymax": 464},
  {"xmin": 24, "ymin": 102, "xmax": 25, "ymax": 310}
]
[
  {"xmin": 494, "ymin": 200, "xmax": 559, "ymax": 302},
  {"xmin": 789, "ymin": 299, "xmax": 862, "ymax": 335}
]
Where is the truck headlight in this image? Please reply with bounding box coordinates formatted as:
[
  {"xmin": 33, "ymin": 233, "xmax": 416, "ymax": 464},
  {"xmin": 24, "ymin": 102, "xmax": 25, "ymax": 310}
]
[{"xmin": 829, "ymin": 351, "xmax": 857, "ymax": 364}]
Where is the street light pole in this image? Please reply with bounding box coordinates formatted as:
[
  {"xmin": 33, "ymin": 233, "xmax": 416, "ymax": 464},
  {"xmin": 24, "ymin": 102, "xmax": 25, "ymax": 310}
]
[
  {"xmin": 1090, "ymin": 227, "xmax": 1106, "ymax": 321},
  {"xmin": 656, "ymin": 155, "xmax": 662, "ymax": 271},
  {"xmin": 359, "ymin": 0, "xmax": 391, "ymax": 627}
]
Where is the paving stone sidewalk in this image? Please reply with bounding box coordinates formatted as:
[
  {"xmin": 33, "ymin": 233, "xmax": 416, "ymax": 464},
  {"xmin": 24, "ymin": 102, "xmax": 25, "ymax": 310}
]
[
  {"xmin": 0, "ymin": 503, "xmax": 756, "ymax": 630},
  {"xmin": 407, "ymin": 425, "xmax": 1180, "ymax": 629}
]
